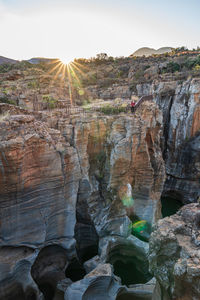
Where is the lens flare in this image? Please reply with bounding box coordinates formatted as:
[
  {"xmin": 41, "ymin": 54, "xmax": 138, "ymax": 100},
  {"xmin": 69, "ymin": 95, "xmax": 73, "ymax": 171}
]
[
  {"xmin": 45, "ymin": 57, "xmax": 86, "ymax": 106},
  {"xmin": 131, "ymin": 220, "xmax": 152, "ymax": 242},
  {"xmin": 59, "ymin": 58, "xmax": 72, "ymax": 65}
]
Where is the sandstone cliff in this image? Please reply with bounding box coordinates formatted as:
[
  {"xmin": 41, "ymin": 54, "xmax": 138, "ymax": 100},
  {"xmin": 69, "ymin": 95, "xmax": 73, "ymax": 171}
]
[{"xmin": 0, "ymin": 101, "xmax": 165, "ymax": 299}]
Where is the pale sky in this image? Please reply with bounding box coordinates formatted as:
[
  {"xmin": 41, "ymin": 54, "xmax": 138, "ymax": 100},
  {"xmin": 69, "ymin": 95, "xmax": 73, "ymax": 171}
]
[{"xmin": 0, "ymin": 0, "xmax": 200, "ymax": 62}]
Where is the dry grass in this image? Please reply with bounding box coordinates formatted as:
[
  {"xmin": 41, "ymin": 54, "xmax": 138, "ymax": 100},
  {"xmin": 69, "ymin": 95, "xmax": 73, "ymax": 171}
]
[{"xmin": 0, "ymin": 111, "xmax": 10, "ymax": 122}]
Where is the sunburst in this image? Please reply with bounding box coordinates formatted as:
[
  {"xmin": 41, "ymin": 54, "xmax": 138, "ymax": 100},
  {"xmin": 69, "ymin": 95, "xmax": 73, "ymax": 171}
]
[{"xmin": 46, "ymin": 58, "xmax": 87, "ymax": 106}]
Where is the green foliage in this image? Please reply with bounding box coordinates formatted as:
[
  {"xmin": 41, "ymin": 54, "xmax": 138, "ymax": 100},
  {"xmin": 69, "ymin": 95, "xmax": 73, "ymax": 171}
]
[
  {"xmin": 0, "ymin": 96, "xmax": 17, "ymax": 105},
  {"xmin": 193, "ymin": 64, "xmax": 200, "ymax": 71},
  {"xmin": 134, "ymin": 69, "xmax": 144, "ymax": 80},
  {"xmin": 42, "ymin": 94, "xmax": 58, "ymax": 109},
  {"xmin": 82, "ymin": 99, "xmax": 91, "ymax": 106},
  {"xmin": 27, "ymin": 80, "xmax": 40, "ymax": 89},
  {"xmin": 100, "ymin": 104, "xmax": 127, "ymax": 115},
  {"xmin": 94, "ymin": 150, "xmax": 106, "ymax": 179},
  {"xmin": 0, "ymin": 64, "xmax": 14, "ymax": 73},
  {"xmin": 184, "ymin": 55, "xmax": 200, "ymax": 70},
  {"xmin": 162, "ymin": 62, "xmax": 181, "ymax": 73},
  {"xmin": 0, "ymin": 61, "xmax": 34, "ymax": 73}
]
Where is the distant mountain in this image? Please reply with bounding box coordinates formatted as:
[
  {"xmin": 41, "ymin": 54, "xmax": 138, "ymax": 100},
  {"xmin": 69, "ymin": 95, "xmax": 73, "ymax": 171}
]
[
  {"xmin": 0, "ymin": 56, "xmax": 18, "ymax": 65},
  {"xmin": 130, "ymin": 47, "xmax": 173, "ymax": 57},
  {"xmin": 27, "ymin": 57, "xmax": 58, "ymax": 64}
]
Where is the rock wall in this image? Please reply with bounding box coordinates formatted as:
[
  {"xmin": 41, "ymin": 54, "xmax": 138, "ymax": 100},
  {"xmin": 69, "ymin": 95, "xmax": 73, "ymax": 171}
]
[
  {"xmin": 136, "ymin": 78, "xmax": 200, "ymax": 204},
  {"xmin": 0, "ymin": 102, "xmax": 165, "ymax": 299},
  {"xmin": 149, "ymin": 203, "xmax": 200, "ymax": 300}
]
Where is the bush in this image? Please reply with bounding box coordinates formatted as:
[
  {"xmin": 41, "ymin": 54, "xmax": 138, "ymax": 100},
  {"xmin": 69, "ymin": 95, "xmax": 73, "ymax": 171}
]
[
  {"xmin": 42, "ymin": 95, "xmax": 58, "ymax": 109},
  {"xmin": 184, "ymin": 55, "xmax": 200, "ymax": 70},
  {"xmin": 162, "ymin": 62, "xmax": 181, "ymax": 73},
  {"xmin": 0, "ymin": 97, "xmax": 17, "ymax": 105},
  {"xmin": 0, "ymin": 64, "xmax": 14, "ymax": 73},
  {"xmin": 27, "ymin": 80, "xmax": 40, "ymax": 89},
  {"xmin": 100, "ymin": 104, "xmax": 127, "ymax": 115}
]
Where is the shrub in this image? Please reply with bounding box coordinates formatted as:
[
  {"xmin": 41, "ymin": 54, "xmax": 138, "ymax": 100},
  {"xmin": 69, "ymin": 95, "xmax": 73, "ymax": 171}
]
[
  {"xmin": 27, "ymin": 80, "xmax": 40, "ymax": 89},
  {"xmin": 0, "ymin": 64, "xmax": 14, "ymax": 73},
  {"xmin": 162, "ymin": 62, "xmax": 181, "ymax": 73},
  {"xmin": 193, "ymin": 64, "xmax": 200, "ymax": 72},
  {"xmin": 42, "ymin": 95, "xmax": 58, "ymax": 109},
  {"xmin": 0, "ymin": 96, "xmax": 17, "ymax": 105},
  {"xmin": 0, "ymin": 112, "xmax": 10, "ymax": 122},
  {"xmin": 100, "ymin": 104, "xmax": 127, "ymax": 115}
]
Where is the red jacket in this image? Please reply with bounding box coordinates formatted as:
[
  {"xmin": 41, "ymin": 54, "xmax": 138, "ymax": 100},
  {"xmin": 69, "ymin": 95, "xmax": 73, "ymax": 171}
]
[{"xmin": 131, "ymin": 101, "xmax": 135, "ymax": 107}]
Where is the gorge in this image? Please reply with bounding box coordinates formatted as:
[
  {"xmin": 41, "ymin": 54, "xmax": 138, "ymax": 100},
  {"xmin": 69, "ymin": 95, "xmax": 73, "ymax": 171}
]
[{"xmin": 0, "ymin": 53, "xmax": 200, "ymax": 300}]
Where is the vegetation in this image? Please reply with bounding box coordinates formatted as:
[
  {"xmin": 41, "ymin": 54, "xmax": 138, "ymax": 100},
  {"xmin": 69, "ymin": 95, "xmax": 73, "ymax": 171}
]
[
  {"xmin": 27, "ymin": 80, "xmax": 40, "ymax": 89},
  {"xmin": 99, "ymin": 104, "xmax": 127, "ymax": 114},
  {"xmin": 0, "ymin": 61, "xmax": 34, "ymax": 73},
  {"xmin": 162, "ymin": 62, "xmax": 181, "ymax": 73},
  {"xmin": 0, "ymin": 96, "xmax": 17, "ymax": 105},
  {"xmin": 0, "ymin": 111, "xmax": 10, "ymax": 122},
  {"xmin": 42, "ymin": 95, "xmax": 58, "ymax": 109}
]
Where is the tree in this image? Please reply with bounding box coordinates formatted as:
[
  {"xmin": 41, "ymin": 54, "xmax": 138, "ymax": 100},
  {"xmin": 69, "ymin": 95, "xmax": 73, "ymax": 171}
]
[{"xmin": 96, "ymin": 53, "xmax": 108, "ymax": 60}]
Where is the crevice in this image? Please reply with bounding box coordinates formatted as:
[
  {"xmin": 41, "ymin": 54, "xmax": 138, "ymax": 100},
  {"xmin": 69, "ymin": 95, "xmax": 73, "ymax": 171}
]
[
  {"xmin": 74, "ymin": 179, "xmax": 99, "ymax": 263},
  {"xmin": 162, "ymin": 95, "xmax": 174, "ymax": 161},
  {"xmin": 31, "ymin": 245, "xmax": 68, "ymax": 300}
]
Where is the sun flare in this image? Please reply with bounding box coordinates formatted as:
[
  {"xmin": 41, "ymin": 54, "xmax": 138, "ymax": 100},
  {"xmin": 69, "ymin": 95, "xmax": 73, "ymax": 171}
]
[{"xmin": 59, "ymin": 58, "xmax": 72, "ymax": 65}]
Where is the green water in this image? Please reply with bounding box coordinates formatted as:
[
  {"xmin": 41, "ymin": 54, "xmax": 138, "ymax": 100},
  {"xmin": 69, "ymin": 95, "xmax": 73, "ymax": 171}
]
[{"xmin": 161, "ymin": 196, "xmax": 183, "ymax": 217}]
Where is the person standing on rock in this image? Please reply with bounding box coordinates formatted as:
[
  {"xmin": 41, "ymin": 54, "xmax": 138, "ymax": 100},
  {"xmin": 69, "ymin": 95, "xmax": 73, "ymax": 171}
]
[{"xmin": 130, "ymin": 100, "xmax": 135, "ymax": 113}]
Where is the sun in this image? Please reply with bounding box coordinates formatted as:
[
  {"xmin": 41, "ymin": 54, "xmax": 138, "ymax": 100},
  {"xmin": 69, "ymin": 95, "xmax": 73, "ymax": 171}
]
[{"xmin": 59, "ymin": 57, "xmax": 72, "ymax": 65}]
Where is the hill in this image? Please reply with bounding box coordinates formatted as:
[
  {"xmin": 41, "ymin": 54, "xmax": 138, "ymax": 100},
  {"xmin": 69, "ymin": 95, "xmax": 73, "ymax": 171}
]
[
  {"xmin": 0, "ymin": 56, "xmax": 18, "ymax": 65},
  {"xmin": 131, "ymin": 47, "xmax": 173, "ymax": 57},
  {"xmin": 27, "ymin": 57, "xmax": 58, "ymax": 64}
]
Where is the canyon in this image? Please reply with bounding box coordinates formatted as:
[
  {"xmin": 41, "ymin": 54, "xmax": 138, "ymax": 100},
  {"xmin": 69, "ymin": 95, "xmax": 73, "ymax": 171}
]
[{"xmin": 0, "ymin": 53, "xmax": 200, "ymax": 299}]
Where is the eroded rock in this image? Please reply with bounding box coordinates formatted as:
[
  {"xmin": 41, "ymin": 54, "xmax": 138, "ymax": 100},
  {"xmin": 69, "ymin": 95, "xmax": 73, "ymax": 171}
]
[{"xmin": 149, "ymin": 203, "xmax": 200, "ymax": 300}]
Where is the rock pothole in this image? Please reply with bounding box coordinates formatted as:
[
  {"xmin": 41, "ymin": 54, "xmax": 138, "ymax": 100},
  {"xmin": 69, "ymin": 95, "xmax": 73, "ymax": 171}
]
[
  {"xmin": 108, "ymin": 245, "xmax": 152, "ymax": 286},
  {"xmin": 161, "ymin": 190, "xmax": 184, "ymax": 217},
  {"xmin": 65, "ymin": 258, "xmax": 86, "ymax": 282}
]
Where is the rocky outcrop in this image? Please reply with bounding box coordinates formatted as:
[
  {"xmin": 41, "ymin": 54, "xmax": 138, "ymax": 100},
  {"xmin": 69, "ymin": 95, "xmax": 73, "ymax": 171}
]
[
  {"xmin": 149, "ymin": 203, "xmax": 200, "ymax": 300},
  {"xmin": 0, "ymin": 113, "xmax": 81, "ymax": 299},
  {"xmin": 86, "ymin": 77, "xmax": 200, "ymax": 207},
  {"xmin": 0, "ymin": 102, "xmax": 165, "ymax": 299},
  {"xmin": 136, "ymin": 78, "xmax": 200, "ymax": 205},
  {"xmin": 64, "ymin": 264, "xmax": 122, "ymax": 300}
]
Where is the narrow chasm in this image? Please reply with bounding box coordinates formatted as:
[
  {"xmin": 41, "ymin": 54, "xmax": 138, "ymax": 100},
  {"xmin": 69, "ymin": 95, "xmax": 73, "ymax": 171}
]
[
  {"xmin": 65, "ymin": 258, "xmax": 86, "ymax": 282},
  {"xmin": 108, "ymin": 245, "xmax": 152, "ymax": 286},
  {"xmin": 75, "ymin": 179, "xmax": 99, "ymax": 263},
  {"xmin": 161, "ymin": 190, "xmax": 184, "ymax": 217},
  {"xmin": 31, "ymin": 245, "xmax": 68, "ymax": 300}
]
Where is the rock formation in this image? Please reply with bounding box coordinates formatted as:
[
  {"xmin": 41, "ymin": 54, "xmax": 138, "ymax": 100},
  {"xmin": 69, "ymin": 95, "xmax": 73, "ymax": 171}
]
[
  {"xmin": 0, "ymin": 101, "xmax": 165, "ymax": 299},
  {"xmin": 149, "ymin": 203, "xmax": 200, "ymax": 300},
  {"xmin": 0, "ymin": 49, "xmax": 200, "ymax": 299},
  {"xmin": 136, "ymin": 78, "xmax": 200, "ymax": 206}
]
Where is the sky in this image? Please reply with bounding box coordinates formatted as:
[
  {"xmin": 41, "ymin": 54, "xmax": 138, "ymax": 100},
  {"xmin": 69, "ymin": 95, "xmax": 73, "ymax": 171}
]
[{"xmin": 0, "ymin": 0, "xmax": 200, "ymax": 62}]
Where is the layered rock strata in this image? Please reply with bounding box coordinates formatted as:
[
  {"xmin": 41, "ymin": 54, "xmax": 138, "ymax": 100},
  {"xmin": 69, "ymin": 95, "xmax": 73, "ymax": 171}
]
[{"xmin": 0, "ymin": 102, "xmax": 165, "ymax": 299}]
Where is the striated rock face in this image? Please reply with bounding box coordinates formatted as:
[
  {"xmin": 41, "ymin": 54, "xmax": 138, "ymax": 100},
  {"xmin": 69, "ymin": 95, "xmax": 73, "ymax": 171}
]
[
  {"xmin": 0, "ymin": 102, "xmax": 165, "ymax": 299},
  {"xmin": 0, "ymin": 113, "xmax": 81, "ymax": 299},
  {"xmin": 136, "ymin": 78, "xmax": 200, "ymax": 205},
  {"xmin": 64, "ymin": 264, "xmax": 122, "ymax": 300},
  {"xmin": 149, "ymin": 203, "xmax": 200, "ymax": 300}
]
